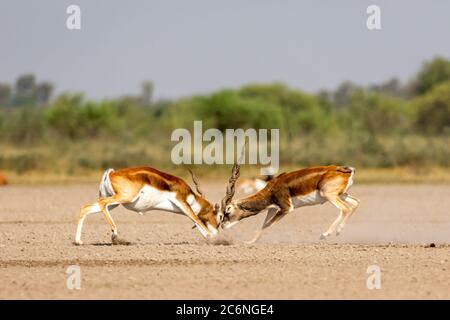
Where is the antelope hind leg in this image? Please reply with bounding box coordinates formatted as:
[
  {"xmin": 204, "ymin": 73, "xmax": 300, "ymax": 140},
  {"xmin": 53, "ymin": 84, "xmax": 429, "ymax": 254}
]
[
  {"xmin": 98, "ymin": 195, "xmax": 133, "ymax": 245},
  {"xmin": 336, "ymin": 194, "xmax": 360, "ymax": 235},
  {"xmin": 320, "ymin": 195, "xmax": 351, "ymax": 239},
  {"xmin": 75, "ymin": 202, "xmax": 102, "ymax": 245}
]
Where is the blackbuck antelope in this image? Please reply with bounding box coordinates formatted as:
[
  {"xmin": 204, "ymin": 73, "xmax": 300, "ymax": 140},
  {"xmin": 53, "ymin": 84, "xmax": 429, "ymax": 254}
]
[
  {"xmin": 75, "ymin": 167, "xmax": 222, "ymax": 245},
  {"xmin": 221, "ymin": 165, "xmax": 360, "ymax": 243},
  {"xmin": 238, "ymin": 175, "xmax": 273, "ymax": 195}
]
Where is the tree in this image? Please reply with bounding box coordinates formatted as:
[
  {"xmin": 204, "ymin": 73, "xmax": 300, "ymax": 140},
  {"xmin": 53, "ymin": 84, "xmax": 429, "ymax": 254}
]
[
  {"xmin": 4, "ymin": 107, "xmax": 45, "ymax": 144},
  {"xmin": 333, "ymin": 81, "xmax": 360, "ymax": 108},
  {"xmin": 239, "ymin": 83, "xmax": 332, "ymax": 138},
  {"xmin": 165, "ymin": 89, "xmax": 284, "ymax": 133},
  {"xmin": 45, "ymin": 94, "xmax": 84, "ymax": 139},
  {"xmin": 413, "ymin": 56, "xmax": 450, "ymax": 95},
  {"xmin": 35, "ymin": 82, "xmax": 53, "ymax": 106},
  {"xmin": 369, "ymin": 78, "xmax": 407, "ymax": 98},
  {"xmin": 14, "ymin": 74, "xmax": 36, "ymax": 106},
  {"xmin": 414, "ymin": 81, "xmax": 450, "ymax": 134},
  {"xmin": 0, "ymin": 83, "xmax": 11, "ymax": 106},
  {"xmin": 141, "ymin": 81, "xmax": 154, "ymax": 106}
]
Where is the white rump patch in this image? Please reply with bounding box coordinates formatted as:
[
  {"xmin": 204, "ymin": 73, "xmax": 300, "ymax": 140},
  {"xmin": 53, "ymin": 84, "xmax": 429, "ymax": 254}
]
[
  {"xmin": 344, "ymin": 168, "xmax": 355, "ymax": 193},
  {"xmin": 99, "ymin": 168, "xmax": 115, "ymax": 198}
]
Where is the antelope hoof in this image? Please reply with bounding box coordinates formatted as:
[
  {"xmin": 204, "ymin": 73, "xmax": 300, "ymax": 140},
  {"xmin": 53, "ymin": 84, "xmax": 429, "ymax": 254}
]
[
  {"xmin": 319, "ymin": 233, "xmax": 328, "ymax": 240},
  {"xmin": 336, "ymin": 229, "xmax": 341, "ymax": 236},
  {"xmin": 74, "ymin": 240, "xmax": 83, "ymax": 246}
]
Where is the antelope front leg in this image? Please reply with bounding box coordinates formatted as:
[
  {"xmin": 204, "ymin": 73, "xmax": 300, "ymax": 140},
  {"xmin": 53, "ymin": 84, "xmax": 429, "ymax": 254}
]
[
  {"xmin": 176, "ymin": 199, "xmax": 213, "ymax": 239},
  {"xmin": 245, "ymin": 207, "xmax": 279, "ymax": 244},
  {"xmin": 245, "ymin": 207, "xmax": 290, "ymax": 244}
]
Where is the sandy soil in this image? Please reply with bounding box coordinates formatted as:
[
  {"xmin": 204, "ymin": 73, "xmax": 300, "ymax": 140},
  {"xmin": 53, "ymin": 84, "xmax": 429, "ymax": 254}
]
[{"xmin": 0, "ymin": 183, "xmax": 449, "ymax": 299}]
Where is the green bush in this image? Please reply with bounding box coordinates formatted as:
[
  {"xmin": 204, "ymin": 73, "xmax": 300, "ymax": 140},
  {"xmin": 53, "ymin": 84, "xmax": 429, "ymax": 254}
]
[
  {"xmin": 1, "ymin": 58, "xmax": 450, "ymax": 174},
  {"xmin": 239, "ymin": 83, "xmax": 335, "ymax": 136},
  {"xmin": 2, "ymin": 107, "xmax": 45, "ymax": 144},
  {"xmin": 165, "ymin": 90, "xmax": 284, "ymax": 132},
  {"xmin": 0, "ymin": 153, "xmax": 43, "ymax": 173},
  {"xmin": 45, "ymin": 95, "xmax": 121, "ymax": 139},
  {"xmin": 413, "ymin": 56, "xmax": 450, "ymax": 95},
  {"xmin": 414, "ymin": 81, "xmax": 450, "ymax": 134}
]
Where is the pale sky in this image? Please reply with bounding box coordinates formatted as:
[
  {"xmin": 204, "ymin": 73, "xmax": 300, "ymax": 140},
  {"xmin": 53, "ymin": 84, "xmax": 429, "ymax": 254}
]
[{"xmin": 1, "ymin": 0, "xmax": 450, "ymax": 100}]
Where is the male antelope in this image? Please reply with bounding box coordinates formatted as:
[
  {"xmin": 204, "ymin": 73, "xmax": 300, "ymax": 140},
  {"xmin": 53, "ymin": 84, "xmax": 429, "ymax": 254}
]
[
  {"xmin": 221, "ymin": 165, "xmax": 360, "ymax": 243},
  {"xmin": 75, "ymin": 167, "xmax": 222, "ymax": 245}
]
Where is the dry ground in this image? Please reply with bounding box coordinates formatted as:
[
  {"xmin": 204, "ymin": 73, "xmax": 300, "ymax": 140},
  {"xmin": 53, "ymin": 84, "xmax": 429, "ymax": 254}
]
[{"xmin": 0, "ymin": 183, "xmax": 449, "ymax": 299}]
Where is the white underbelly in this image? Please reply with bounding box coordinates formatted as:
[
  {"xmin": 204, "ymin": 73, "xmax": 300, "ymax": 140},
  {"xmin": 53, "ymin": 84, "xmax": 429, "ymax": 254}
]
[
  {"xmin": 123, "ymin": 185, "xmax": 182, "ymax": 213},
  {"xmin": 292, "ymin": 190, "xmax": 327, "ymax": 208}
]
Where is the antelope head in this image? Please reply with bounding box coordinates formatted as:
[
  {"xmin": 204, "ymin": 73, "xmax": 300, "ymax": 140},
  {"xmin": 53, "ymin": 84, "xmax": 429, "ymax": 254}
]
[
  {"xmin": 220, "ymin": 161, "xmax": 245, "ymax": 229},
  {"xmin": 188, "ymin": 169, "xmax": 223, "ymax": 234}
]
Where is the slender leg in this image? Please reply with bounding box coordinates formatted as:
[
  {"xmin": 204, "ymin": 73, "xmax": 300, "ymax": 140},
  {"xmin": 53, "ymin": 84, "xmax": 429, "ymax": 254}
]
[
  {"xmin": 320, "ymin": 195, "xmax": 351, "ymax": 239},
  {"xmin": 175, "ymin": 199, "xmax": 212, "ymax": 239},
  {"xmin": 336, "ymin": 194, "xmax": 360, "ymax": 235},
  {"xmin": 75, "ymin": 202, "xmax": 102, "ymax": 245},
  {"xmin": 97, "ymin": 194, "xmax": 134, "ymax": 244},
  {"xmin": 98, "ymin": 199, "xmax": 119, "ymax": 242},
  {"xmin": 342, "ymin": 194, "xmax": 360, "ymax": 211},
  {"xmin": 245, "ymin": 207, "xmax": 279, "ymax": 244},
  {"xmin": 320, "ymin": 212, "xmax": 343, "ymax": 239},
  {"xmin": 245, "ymin": 207, "xmax": 291, "ymax": 244}
]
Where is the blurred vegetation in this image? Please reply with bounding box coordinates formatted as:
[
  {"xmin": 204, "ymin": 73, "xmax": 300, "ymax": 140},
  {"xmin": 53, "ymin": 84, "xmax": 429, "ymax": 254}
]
[{"xmin": 0, "ymin": 57, "xmax": 449, "ymax": 178}]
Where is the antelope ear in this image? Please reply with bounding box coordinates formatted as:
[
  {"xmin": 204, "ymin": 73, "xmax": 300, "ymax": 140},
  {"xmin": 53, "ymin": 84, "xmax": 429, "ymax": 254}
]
[{"xmin": 214, "ymin": 203, "xmax": 220, "ymax": 213}]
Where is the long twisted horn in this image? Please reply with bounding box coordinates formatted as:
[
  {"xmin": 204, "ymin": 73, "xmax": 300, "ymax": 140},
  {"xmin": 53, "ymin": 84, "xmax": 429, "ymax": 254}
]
[
  {"xmin": 220, "ymin": 144, "xmax": 246, "ymax": 211},
  {"xmin": 188, "ymin": 169, "xmax": 204, "ymax": 198}
]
